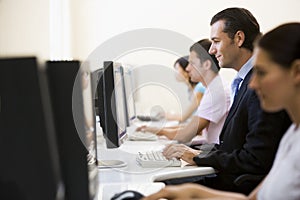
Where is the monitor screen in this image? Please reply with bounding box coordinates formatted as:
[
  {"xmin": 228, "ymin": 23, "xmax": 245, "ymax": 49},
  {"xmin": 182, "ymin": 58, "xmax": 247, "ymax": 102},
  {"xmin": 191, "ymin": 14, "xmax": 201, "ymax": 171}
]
[
  {"xmin": 73, "ymin": 62, "xmax": 99, "ymax": 196},
  {"xmin": 123, "ymin": 65, "xmax": 137, "ymax": 124},
  {"xmin": 91, "ymin": 68, "xmax": 101, "ymax": 118},
  {"xmin": 0, "ymin": 57, "xmax": 63, "ymax": 200},
  {"xmin": 112, "ymin": 63, "xmax": 128, "ymax": 137},
  {"xmin": 95, "ymin": 68, "xmax": 105, "ymax": 129},
  {"xmin": 98, "ymin": 61, "xmax": 128, "ymax": 148},
  {"xmin": 46, "ymin": 60, "xmax": 98, "ymax": 200}
]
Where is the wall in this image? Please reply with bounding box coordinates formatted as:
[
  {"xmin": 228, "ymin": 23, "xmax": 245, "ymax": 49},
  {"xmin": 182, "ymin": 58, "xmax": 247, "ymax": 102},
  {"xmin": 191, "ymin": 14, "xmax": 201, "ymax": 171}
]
[
  {"xmin": 0, "ymin": 0, "xmax": 50, "ymax": 61},
  {"xmin": 1, "ymin": 0, "xmax": 300, "ymax": 114},
  {"xmin": 2, "ymin": 0, "xmax": 299, "ymax": 62},
  {"xmin": 70, "ymin": 0, "xmax": 300, "ymax": 64}
]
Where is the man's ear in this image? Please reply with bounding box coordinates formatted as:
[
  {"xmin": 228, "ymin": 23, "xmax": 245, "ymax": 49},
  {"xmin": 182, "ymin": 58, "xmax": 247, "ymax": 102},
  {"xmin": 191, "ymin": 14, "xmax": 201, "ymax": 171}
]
[
  {"xmin": 291, "ymin": 59, "xmax": 300, "ymax": 85},
  {"xmin": 235, "ymin": 30, "xmax": 245, "ymax": 48},
  {"xmin": 202, "ymin": 60, "xmax": 211, "ymax": 70}
]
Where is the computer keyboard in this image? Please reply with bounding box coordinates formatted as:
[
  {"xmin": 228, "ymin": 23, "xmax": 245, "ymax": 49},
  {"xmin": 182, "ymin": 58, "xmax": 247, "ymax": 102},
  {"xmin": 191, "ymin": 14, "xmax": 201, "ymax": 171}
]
[
  {"xmin": 136, "ymin": 151, "xmax": 181, "ymax": 168},
  {"xmin": 137, "ymin": 115, "xmax": 161, "ymax": 121},
  {"xmin": 128, "ymin": 131, "xmax": 158, "ymax": 141}
]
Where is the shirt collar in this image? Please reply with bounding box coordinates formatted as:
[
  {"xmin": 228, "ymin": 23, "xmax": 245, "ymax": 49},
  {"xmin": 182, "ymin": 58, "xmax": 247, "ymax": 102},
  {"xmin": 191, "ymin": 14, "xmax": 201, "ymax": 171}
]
[{"xmin": 236, "ymin": 56, "xmax": 254, "ymax": 79}]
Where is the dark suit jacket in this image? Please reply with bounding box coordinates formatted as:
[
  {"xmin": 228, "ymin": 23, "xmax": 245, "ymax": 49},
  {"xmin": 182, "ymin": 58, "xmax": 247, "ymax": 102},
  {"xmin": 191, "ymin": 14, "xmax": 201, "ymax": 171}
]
[{"xmin": 193, "ymin": 69, "xmax": 291, "ymax": 194}]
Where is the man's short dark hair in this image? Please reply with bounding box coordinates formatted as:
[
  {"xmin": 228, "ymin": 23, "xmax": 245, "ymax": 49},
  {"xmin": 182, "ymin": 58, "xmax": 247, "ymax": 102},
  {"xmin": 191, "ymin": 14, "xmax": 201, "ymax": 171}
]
[
  {"xmin": 210, "ymin": 7, "xmax": 261, "ymax": 51},
  {"xmin": 190, "ymin": 39, "xmax": 220, "ymax": 73}
]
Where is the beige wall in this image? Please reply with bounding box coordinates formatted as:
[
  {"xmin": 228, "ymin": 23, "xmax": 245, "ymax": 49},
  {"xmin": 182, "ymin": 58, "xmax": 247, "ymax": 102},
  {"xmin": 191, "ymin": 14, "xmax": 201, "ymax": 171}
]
[
  {"xmin": 0, "ymin": 0, "xmax": 50, "ymax": 61},
  {"xmin": 1, "ymin": 0, "xmax": 299, "ymax": 114},
  {"xmin": 2, "ymin": 0, "xmax": 299, "ymax": 62}
]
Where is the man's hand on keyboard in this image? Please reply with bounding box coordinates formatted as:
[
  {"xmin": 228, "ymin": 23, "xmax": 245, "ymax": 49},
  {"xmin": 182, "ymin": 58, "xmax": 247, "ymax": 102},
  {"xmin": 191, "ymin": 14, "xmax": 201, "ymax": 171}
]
[
  {"xmin": 136, "ymin": 150, "xmax": 181, "ymax": 167},
  {"xmin": 162, "ymin": 144, "xmax": 200, "ymax": 165}
]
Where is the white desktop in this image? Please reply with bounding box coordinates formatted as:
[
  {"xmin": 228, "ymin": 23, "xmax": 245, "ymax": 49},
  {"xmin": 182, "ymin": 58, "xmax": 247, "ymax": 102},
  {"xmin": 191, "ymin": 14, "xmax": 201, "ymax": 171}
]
[{"xmin": 96, "ymin": 121, "xmax": 216, "ymax": 200}]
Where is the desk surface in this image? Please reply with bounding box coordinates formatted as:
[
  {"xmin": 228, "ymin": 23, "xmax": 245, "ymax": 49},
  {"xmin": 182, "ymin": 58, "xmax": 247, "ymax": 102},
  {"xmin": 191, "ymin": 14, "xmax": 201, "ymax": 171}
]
[{"xmin": 96, "ymin": 126, "xmax": 215, "ymax": 200}]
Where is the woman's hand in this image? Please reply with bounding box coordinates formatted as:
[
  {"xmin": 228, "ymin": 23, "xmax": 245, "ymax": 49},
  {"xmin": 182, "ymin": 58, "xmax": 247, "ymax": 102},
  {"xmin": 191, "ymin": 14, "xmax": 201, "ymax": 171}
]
[
  {"xmin": 142, "ymin": 184, "xmax": 200, "ymax": 200},
  {"xmin": 136, "ymin": 126, "xmax": 160, "ymax": 135},
  {"xmin": 142, "ymin": 183, "xmax": 248, "ymax": 200}
]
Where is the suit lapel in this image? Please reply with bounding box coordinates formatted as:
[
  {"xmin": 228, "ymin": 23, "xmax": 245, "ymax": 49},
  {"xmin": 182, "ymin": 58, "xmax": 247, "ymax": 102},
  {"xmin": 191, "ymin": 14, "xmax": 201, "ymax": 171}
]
[{"xmin": 222, "ymin": 70, "xmax": 253, "ymax": 131}]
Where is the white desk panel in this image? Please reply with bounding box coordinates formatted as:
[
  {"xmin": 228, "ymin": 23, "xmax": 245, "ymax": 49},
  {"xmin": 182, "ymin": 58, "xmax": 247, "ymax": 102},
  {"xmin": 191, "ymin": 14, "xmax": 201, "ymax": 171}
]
[
  {"xmin": 96, "ymin": 128, "xmax": 216, "ymax": 200},
  {"xmin": 97, "ymin": 137, "xmax": 215, "ymax": 182}
]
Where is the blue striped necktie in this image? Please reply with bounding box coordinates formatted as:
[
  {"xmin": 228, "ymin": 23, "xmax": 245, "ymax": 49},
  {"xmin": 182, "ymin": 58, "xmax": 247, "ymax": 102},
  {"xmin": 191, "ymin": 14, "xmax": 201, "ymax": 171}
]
[{"xmin": 232, "ymin": 76, "xmax": 243, "ymax": 100}]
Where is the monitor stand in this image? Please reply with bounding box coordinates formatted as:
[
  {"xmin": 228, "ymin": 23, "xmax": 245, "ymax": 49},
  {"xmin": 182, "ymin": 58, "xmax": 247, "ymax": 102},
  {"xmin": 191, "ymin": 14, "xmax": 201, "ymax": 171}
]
[{"xmin": 97, "ymin": 159, "xmax": 127, "ymax": 169}]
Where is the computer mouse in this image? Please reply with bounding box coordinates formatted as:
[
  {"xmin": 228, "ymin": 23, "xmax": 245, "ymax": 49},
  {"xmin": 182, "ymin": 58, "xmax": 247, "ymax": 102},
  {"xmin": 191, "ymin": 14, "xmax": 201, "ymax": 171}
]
[{"xmin": 111, "ymin": 190, "xmax": 144, "ymax": 200}]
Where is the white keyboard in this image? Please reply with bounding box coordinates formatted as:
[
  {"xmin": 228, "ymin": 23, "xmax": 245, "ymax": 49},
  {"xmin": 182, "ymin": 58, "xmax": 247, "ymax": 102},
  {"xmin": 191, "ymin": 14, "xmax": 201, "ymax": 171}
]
[
  {"xmin": 128, "ymin": 131, "xmax": 158, "ymax": 141},
  {"xmin": 136, "ymin": 151, "xmax": 181, "ymax": 168}
]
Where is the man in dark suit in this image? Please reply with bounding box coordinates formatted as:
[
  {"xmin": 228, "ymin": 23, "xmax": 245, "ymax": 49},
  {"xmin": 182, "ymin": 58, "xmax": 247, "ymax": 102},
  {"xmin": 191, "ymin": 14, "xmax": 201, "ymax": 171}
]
[{"xmin": 162, "ymin": 7, "xmax": 291, "ymax": 195}]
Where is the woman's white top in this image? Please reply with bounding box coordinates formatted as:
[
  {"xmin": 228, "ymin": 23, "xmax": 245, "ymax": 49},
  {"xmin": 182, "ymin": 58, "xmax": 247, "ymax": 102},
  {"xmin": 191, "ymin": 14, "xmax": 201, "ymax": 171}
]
[{"xmin": 258, "ymin": 124, "xmax": 300, "ymax": 200}]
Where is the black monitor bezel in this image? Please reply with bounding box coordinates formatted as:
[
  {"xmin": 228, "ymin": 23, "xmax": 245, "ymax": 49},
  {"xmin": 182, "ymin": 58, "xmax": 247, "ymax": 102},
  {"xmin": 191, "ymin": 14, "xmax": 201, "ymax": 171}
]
[
  {"xmin": 0, "ymin": 57, "xmax": 63, "ymax": 200},
  {"xmin": 99, "ymin": 61, "xmax": 128, "ymax": 148},
  {"xmin": 46, "ymin": 60, "xmax": 98, "ymax": 200}
]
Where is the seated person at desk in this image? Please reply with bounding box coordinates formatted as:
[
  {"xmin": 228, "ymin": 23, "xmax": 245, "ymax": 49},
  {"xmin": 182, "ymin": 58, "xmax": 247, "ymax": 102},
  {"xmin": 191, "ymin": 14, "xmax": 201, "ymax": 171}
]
[
  {"xmin": 159, "ymin": 7, "xmax": 292, "ymax": 195},
  {"xmin": 138, "ymin": 39, "xmax": 231, "ymax": 145},
  {"xmin": 143, "ymin": 22, "xmax": 300, "ymax": 200},
  {"xmin": 165, "ymin": 56, "xmax": 206, "ymax": 123}
]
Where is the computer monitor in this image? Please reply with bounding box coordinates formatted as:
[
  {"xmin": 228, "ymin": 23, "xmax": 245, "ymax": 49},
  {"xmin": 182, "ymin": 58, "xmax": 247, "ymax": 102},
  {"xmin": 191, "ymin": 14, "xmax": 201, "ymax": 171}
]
[
  {"xmin": 98, "ymin": 61, "xmax": 129, "ymax": 148},
  {"xmin": 90, "ymin": 65, "xmax": 127, "ymax": 168},
  {"xmin": 123, "ymin": 65, "xmax": 137, "ymax": 125},
  {"xmin": 94, "ymin": 68, "xmax": 105, "ymax": 125},
  {"xmin": 91, "ymin": 68, "xmax": 101, "ymax": 118},
  {"xmin": 119, "ymin": 65, "xmax": 130, "ymax": 127},
  {"xmin": 0, "ymin": 57, "xmax": 63, "ymax": 200},
  {"xmin": 46, "ymin": 60, "xmax": 98, "ymax": 200}
]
